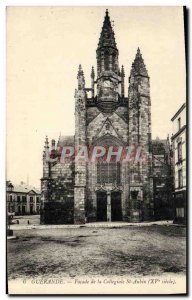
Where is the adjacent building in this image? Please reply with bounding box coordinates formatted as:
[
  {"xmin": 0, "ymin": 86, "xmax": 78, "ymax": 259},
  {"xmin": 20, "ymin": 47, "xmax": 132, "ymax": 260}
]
[
  {"xmin": 6, "ymin": 181, "xmax": 41, "ymax": 215},
  {"xmin": 152, "ymin": 137, "xmax": 174, "ymax": 220},
  {"xmin": 41, "ymin": 10, "xmax": 154, "ymax": 224},
  {"xmin": 171, "ymin": 103, "xmax": 186, "ymax": 224}
]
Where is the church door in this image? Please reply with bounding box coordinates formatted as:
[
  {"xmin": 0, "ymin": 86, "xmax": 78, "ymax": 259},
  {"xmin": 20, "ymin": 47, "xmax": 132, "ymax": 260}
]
[
  {"xmin": 111, "ymin": 191, "xmax": 122, "ymax": 221},
  {"xmin": 97, "ymin": 192, "xmax": 107, "ymax": 221}
]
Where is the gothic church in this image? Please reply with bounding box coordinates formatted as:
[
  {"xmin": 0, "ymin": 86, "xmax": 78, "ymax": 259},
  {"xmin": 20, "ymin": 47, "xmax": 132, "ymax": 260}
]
[{"xmin": 41, "ymin": 10, "xmax": 154, "ymax": 224}]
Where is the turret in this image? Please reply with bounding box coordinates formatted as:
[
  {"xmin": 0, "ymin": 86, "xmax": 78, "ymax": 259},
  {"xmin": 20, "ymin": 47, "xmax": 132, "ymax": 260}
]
[
  {"xmin": 43, "ymin": 136, "xmax": 49, "ymax": 160},
  {"xmin": 75, "ymin": 64, "xmax": 86, "ymax": 112},
  {"xmin": 77, "ymin": 64, "xmax": 85, "ymax": 90},
  {"xmin": 50, "ymin": 139, "xmax": 56, "ymax": 159},
  {"xmin": 128, "ymin": 48, "xmax": 153, "ymax": 221},
  {"xmin": 42, "ymin": 136, "xmax": 51, "ymax": 178},
  {"xmin": 74, "ymin": 64, "xmax": 87, "ymax": 224},
  {"xmin": 128, "ymin": 48, "xmax": 150, "ymax": 145}
]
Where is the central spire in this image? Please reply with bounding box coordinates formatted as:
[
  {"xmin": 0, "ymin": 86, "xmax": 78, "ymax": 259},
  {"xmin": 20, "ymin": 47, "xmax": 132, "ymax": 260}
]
[
  {"xmin": 96, "ymin": 10, "xmax": 119, "ymax": 78},
  {"xmin": 97, "ymin": 9, "xmax": 117, "ymax": 50},
  {"xmin": 96, "ymin": 9, "xmax": 120, "ymax": 113}
]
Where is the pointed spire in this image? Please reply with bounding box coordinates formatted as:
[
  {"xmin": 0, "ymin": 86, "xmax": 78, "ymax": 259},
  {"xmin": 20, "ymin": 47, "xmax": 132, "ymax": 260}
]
[
  {"xmin": 97, "ymin": 9, "xmax": 117, "ymax": 50},
  {"xmin": 121, "ymin": 65, "xmax": 125, "ymax": 77},
  {"xmin": 50, "ymin": 139, "xmax": 56, "ymax": 159},
  {"xmin": 43, "ymin": 136, "xmax": 49, "ymax": 160},
  {"xmin": 77, "ymin": 64, "xmax": 84, "ymax": 77},
  {"xmin": 77, "ymin": 64, "xmax": 85, "ymax": 89},
  {"xmin": 91, "ymin": 66, "xmax": 95, "ymax": 79},
  {"xmin": 44, "ymin": 136, "xmax": 49, "ymax": 149},
  {"xmin": 137, "ymin": 47, "xmax": 141, "ymax": 56},
  {"xmin": 130, "ymin": 48, "xmax": 148, "ymax": 77}
]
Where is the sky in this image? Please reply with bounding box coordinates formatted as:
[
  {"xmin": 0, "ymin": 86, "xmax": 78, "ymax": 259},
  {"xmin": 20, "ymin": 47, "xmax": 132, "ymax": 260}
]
[{"xmin": 6, "ymin": 6, "xmax": 186, "ymax": 188}]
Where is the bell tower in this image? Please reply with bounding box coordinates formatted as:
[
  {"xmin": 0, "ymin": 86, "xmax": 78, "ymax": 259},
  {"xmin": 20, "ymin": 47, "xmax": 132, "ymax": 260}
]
[
  {"xmin": 96, "ymin": 10, "xmax": 121, "ymax": 112},
  {"xmin": 128, "ymin": 48, "xmax": 153, "ymax": 221}
]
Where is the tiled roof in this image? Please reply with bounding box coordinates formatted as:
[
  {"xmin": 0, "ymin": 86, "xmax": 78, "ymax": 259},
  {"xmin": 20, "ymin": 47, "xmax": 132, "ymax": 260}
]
[{"xmin": 13, "ymin": 183, "xmax": 41, "ymax": 194}]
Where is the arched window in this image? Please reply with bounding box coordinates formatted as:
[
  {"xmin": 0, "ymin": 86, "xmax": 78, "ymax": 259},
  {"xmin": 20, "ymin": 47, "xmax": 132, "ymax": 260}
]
[
  {"xmin": 97, "ymin": 159, "xmax": 121, "ymax": 184},
  {"xmin": 94, "ymin": 136, "xmax": 122, "ymax": 185}
]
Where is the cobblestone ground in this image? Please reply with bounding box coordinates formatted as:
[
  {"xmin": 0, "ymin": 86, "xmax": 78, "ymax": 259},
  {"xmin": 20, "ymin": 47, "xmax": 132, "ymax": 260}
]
[{"xmin": 7, "ymin": 224, "xmax": 186, "ymax": 280}]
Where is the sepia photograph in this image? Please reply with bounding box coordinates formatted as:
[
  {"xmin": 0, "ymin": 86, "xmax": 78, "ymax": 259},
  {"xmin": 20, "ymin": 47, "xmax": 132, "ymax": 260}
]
[{"xmin": 6, "ymin": 5, "xmax": 187, "ymax": 295}]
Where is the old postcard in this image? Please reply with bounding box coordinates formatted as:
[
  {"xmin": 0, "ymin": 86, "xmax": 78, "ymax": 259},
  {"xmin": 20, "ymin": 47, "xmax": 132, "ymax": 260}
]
[{"xmin": 6, "ymin": 6, "xmax": 187, "ymax": 295}]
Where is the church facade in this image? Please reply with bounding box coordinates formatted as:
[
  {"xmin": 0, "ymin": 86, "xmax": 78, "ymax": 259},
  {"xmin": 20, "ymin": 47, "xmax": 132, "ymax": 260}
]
[{"xmin": 40, "ymin": 10, "xmax": 154, "ymax": 224}]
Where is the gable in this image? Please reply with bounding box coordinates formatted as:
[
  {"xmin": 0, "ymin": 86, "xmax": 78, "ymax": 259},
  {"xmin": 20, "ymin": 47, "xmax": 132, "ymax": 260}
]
[
  {"xmin": 28, "ymin": 190, "xmax": 36, "ymax": 195},
  {"xmin": 87, "ymin": 111, "xmax": 128, "ymax": 145},
  {"xmin": 93, "ymin": 118, "xmax": 121, "ymax": 142}
]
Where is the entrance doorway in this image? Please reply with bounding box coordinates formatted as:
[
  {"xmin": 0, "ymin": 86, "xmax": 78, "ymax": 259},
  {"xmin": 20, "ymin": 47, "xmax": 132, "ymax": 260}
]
[
  {"xmin": 30, "ymin": 205, "xmax": 33, "ymax": 214},
  {"xmin": 97, "ymin": 192, "xmax": 107, "ymax": 221},
  {"xmin": 111, "ymin": 191, "xmax": 122, "ymax": 221}
]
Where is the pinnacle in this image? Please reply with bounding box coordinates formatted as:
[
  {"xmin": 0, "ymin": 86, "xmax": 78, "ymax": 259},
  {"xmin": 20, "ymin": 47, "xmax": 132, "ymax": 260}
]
[
  {"xmin": 121, "ymin": 65, "xmax": 125, "ymax": 77},
  {"xmin": 131, "ymin": 48, "xmax": 148, "ymax": 77},
  {"xmin": 44, "ymin": 136, "xmax": 49, "ymax": 148},
  {"xmin": 77, "ymin": 64, "xmax": 84, "ymax": 77},
  {"xmin": 135, "ymin": 47, "xmax": 143, "ymax": 60},
  {"xmin": 77, "ymin": 64, "xmax": 85, "ymax": 88},
  {"xmin": 91, "ymin": 66, "xmax": 95, "ymax": 78}
]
